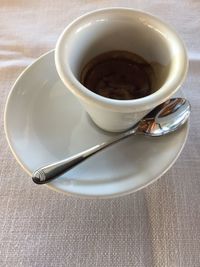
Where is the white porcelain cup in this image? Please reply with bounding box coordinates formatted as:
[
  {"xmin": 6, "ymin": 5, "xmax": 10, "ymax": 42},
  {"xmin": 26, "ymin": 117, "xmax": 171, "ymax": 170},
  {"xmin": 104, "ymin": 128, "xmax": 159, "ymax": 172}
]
[{"xmin": 55, "ymin": 8, "xmax": 188, "ymax": 132}]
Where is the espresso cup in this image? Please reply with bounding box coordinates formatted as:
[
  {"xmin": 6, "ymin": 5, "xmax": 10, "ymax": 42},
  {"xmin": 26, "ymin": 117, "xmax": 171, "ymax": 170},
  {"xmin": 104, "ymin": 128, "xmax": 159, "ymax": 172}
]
[{"xmin": 55, "ymin": 8, "xmax": 188, "ymax": 132}]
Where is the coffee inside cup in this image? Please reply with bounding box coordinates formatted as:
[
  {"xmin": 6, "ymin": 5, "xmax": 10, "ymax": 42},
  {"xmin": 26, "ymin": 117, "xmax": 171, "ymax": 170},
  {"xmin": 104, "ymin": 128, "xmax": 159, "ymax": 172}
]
[{"xmin": 80, "ymin": 51, "xmax": 157, "ymax": 100}]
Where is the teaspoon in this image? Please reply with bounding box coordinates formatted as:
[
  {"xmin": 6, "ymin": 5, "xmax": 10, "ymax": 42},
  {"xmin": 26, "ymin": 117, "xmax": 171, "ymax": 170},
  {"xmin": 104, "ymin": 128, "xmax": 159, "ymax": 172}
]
[{"xmin": 32, "ymin": 98, "xmax": 190, "ymax": 184}]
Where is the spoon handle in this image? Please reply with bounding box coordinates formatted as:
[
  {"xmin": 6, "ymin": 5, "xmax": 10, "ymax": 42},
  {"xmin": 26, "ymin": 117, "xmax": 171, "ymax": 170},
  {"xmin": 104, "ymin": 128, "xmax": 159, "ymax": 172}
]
[{"xmin": 32, "ymin": 127, "xmax": 137, "ymax": 184}]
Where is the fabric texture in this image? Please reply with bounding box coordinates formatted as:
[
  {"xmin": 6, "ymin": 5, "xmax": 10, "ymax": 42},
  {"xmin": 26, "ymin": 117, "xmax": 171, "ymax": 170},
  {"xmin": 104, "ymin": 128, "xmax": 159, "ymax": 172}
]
[{"xmin": 0, "ymin": 1, "xmax": 200, "ymax": 266}]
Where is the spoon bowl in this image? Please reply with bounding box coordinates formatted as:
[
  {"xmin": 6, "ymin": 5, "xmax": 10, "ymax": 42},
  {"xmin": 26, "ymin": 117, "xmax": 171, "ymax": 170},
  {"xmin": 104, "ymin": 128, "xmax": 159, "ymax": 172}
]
[{"xmin": 137, "ymin": 98, "xmax": 191, "ymax": 136}]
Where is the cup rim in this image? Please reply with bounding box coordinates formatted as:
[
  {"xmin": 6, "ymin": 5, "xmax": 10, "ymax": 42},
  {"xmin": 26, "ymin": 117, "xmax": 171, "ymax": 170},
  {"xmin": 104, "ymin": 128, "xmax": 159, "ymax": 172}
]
[{"xmin": 55, "ymin": 7, "xmax": 188, "ymax": 112}]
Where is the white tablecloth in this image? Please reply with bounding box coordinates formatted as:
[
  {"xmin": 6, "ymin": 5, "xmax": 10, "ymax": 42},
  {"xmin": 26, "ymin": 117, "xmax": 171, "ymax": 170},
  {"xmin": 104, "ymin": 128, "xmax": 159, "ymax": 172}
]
[{"xmin": 0, "ymin": 1, "xmax": 200, "ymax": 266}]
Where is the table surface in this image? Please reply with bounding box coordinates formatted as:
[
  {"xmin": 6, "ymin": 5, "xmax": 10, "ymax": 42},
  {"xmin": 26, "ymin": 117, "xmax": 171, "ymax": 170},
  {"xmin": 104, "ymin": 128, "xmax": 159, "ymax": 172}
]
[{"xmin": 0, "ymin": 1, "xmax": 200, "ymax": 266}]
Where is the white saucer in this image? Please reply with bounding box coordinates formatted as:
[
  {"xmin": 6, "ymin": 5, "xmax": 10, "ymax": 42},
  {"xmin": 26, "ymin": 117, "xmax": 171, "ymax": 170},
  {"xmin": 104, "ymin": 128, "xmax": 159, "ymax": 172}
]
[{"xmin": 4, "ymin": 51, "xmax": 188, "ymax": 198}]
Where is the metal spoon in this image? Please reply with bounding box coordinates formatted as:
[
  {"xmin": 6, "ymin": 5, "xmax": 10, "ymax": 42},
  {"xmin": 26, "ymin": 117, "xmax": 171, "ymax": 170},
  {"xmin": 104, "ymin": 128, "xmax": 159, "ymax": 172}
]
[{"xmin": 32, "ymin": 98, "xmax": 190, "ymax": 184}]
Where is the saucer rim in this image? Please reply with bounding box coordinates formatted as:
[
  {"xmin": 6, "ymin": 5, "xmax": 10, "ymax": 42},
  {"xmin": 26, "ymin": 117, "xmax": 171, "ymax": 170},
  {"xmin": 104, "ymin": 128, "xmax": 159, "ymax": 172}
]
[{"xmin": 4, "ymin": 50, "xmax": 189, "ymax": 199}]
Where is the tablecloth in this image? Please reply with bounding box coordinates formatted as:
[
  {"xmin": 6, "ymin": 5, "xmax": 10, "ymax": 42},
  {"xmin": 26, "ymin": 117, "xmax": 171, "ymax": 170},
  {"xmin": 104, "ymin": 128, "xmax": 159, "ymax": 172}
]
[{"xmin": 0, "ymin": 1, "xmax": 200, "ymax": 266}]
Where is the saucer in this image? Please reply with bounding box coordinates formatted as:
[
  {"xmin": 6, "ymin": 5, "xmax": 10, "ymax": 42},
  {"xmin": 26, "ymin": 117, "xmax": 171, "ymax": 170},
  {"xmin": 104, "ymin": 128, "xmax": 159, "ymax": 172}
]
[{"xmin": 4, "ymin": 51, "xmax": 188, "ymax": 198}]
